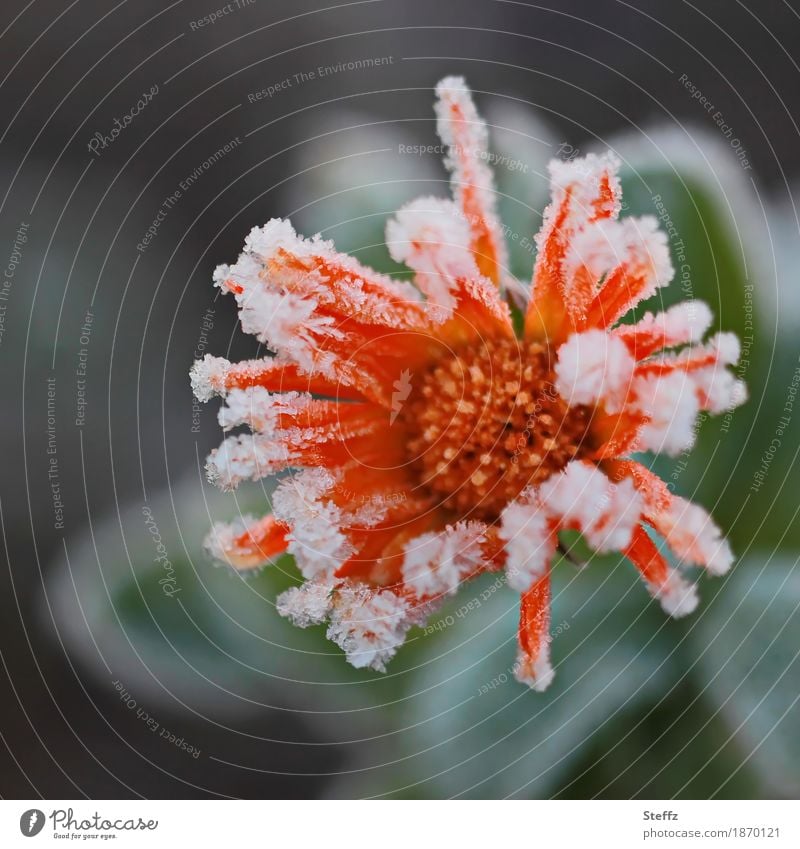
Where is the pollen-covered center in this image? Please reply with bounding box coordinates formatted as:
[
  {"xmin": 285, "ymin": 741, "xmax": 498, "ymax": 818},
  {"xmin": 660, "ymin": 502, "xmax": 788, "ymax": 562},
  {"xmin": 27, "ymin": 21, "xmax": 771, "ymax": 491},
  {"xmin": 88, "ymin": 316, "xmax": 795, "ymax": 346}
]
[{"xmin": 401, "ymin": 337, "xmax": 592, "ymax": 521}]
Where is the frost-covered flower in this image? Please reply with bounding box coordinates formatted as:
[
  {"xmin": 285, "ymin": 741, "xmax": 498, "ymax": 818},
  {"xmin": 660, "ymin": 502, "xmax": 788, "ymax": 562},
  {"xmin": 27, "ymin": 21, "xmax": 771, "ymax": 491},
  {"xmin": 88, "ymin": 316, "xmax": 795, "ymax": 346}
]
[{"xmin": 191, "ymin": 77, "xmax": 746, "ymax": 690}]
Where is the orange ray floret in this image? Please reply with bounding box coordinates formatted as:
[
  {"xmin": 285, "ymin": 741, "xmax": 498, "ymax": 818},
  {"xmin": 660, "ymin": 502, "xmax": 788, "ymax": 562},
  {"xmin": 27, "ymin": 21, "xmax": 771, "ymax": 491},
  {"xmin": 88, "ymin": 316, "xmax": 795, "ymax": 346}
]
[
  {"xmin": 516, "ymin": 567, "xmax": 554, "ymax": 692},
  {"xmin": 525, "ymin": 153, "xmax": 622, "ymax": 343},
  {"xmin": 614, "ymin": 301, "xmax": 713, "ymax": 360},
  {"xmin": 434, "ymin": 76, "xmax": 509, "ymax": 285},
  {"xmin": 190, "ymin": 354, "xmax": 368, "ymax": 402},
  {"xmin": 624, "ymin": 524, "xmax": 698, "ymax": 617},
  {"xmin": 207, "ymin": 514, "xmax": 290, "ymax": 571}
]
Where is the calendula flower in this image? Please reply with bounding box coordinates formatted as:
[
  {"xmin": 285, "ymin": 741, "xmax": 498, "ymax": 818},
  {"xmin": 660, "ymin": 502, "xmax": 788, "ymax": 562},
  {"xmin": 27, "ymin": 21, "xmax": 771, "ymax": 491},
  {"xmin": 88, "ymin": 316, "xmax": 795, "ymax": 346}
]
[{"xmin": 191, "ymin": 77, "xmax": 746, "ymax": 690}]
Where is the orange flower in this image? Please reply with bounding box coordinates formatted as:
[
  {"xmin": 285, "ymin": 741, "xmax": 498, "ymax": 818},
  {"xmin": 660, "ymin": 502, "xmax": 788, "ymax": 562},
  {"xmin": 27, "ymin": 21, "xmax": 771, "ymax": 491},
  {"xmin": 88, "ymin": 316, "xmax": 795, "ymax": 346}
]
[{"xmin": 191, "ymin": 77, "xmax": 746, "ymax": 689}]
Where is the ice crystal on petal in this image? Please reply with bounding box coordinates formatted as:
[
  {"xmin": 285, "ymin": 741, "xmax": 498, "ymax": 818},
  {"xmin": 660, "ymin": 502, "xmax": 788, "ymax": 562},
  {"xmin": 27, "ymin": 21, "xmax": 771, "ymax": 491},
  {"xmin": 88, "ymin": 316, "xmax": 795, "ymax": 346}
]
[
  {"xmin": 386, "ymin": 196, "xmax": 478, "ymax": 311},
  {"xmin": 616, "ymin": 301, "xmax": 713, "ymax": 353},
  {"xmin": 556, "ymin": 329, "xmax": 636, "ymax": 412},
  {"xmin": 499, "ymin": 501, "xmax": 555, "ymax": 592},
  {"xmin": 547, "ymin": 152, "xmax": 622, "ymax": 222},
  {"xmin": 401, "ymin": 522, "xmax": 489, "ymax": 598},
  {"xmin": 271, "ymin": 469, "xmax": 351, "ymax": 579},
  {"xmin": 538, "ymin": 461, "xmax": 642, "ymax": 552},
  {"xmin": 434, "ymin": 76, "xmax": 509, "ymax": 284},
  {"xmin": 652, "ymin": 498, "xmax": 734, "ymax": 576},
  {"xmin": 327, "ymin": 584, "xmax": 415, "ymax": 672},
  {"xmin": 218, "ymin": 387, "xmax": 304, "ymax": 433},
  {"xmin": 515, "ymin": 647, "xmax": 555, "ymax": 693},
  {"xmin": 633, "ymin": 371, "xmax": 701, "ymax": 456},
  {"xmin": 276, "ymin": 580, "xmax": 334, "ymax": 628},
  {"xmin": 206, "ymin": 433, "xmax": 292, "ymax": 491},
  {"xmin": 190, "ymin": 354, "xmax": 233, "ymax": 401},
  {"xmin": 204, "ymin": 515, "xmax": 259, "ymax": 567},
  {"xmin": 651, "ymin": 569, "xmax": 700, "ymax": 618}
]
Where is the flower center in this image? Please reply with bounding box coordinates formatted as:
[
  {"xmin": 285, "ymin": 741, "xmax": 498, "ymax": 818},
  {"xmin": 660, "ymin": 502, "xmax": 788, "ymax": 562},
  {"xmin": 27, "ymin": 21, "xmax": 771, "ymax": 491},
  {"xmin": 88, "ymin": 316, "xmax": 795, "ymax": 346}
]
[{"xmin": 401, "ymin": 337, "xmax": 593, "ymax": 521}]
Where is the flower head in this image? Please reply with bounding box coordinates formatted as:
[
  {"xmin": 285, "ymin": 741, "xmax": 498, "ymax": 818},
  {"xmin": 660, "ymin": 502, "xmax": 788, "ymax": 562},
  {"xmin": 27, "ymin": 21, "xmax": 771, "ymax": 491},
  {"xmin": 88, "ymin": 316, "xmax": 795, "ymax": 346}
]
[{"xmin": 191, "ymin": 77, "xmax": 746, "ymax": 691}]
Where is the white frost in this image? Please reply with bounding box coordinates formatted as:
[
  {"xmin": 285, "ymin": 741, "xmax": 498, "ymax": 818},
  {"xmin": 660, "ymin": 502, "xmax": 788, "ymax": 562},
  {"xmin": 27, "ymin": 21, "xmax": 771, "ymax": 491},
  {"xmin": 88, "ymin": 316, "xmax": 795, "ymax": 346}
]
[
  {"xmin": 276, "ymin": 580, "xmax": 334, "ymax": 627},
  {"xmin": 499, "ymin": 499, "xmax": 555, "ymax": 592},
  {"xmin": 401, "ymin": 521, "xmax": 488, "ymax": 598},
  {"xmin": 652, "ymin": 496, "xmax": 734, "ymax": 576},
  {"xmin": 537, "ymin": 461, "xmax": 641, "ymax": 553},
  {"xmin": 326, "ymin": 584, "xmax": 415, "ymax": 672},
  {"xmin": 556, "ymin": 329, "xmax": 636, "ymax": 412}
]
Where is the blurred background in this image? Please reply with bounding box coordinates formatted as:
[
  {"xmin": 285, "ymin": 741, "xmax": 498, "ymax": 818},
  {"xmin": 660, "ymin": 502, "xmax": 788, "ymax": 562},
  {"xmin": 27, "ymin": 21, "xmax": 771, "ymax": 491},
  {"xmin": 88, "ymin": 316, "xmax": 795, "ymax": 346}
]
[{"xmin": 0, "ymin": 0, "xmax": 798, "ymax": 799}]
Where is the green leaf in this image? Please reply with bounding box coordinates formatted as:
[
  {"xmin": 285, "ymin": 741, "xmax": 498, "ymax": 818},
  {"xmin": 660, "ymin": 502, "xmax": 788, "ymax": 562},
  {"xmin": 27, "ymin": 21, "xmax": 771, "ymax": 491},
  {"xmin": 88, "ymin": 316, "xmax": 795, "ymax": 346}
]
[
  {"xmin": 687, "ymin": 552, "xmax": 800, "ymax": 798},
  {"xmin": 329, "ymin": 558, "xmax": 687, "ymax": 798},
  {"xmin": 45, "ymin": 477, "xmax": 408, "ymax": 731},
  {"xmin": 556, "ymin": 679, "xmax": 760, "ymax": 799},
  {"xmin": 484, "ymin": 100, "xmax": 556, "ymax": 282}
]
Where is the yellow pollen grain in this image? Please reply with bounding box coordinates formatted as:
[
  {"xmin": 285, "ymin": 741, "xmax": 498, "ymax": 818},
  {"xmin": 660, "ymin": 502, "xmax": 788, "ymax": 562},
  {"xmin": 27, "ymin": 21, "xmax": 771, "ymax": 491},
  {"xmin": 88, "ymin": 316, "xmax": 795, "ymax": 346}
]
[{"xmin": 401, "ymin": 337, "xmax": 593, "ymax": 521}]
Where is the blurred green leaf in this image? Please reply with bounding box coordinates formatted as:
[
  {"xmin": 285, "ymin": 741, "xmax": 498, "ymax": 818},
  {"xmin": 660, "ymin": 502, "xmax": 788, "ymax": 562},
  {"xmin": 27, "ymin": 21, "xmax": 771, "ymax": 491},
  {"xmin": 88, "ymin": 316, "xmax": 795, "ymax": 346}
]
[
  {"xmin": 329, "ymin": 559, "xmax": 689, "ymax": 798},
  {"xmin": 557, "ymin": 679, "xmax": 759, "ymax": 799},
  {"xmin": 46, "ymin": 477, "xmax": 412, "ymax": 735},
  {"xmin": 284, "ymin": 112, "xmax": 440, "ymax": 275},
  {"xmin": 686, "ymin": 552, "xmax": 800, "ymax": 798},
  {"xmin": 485, "ymin": 100, "xmax": 556, "ymax": 281}
]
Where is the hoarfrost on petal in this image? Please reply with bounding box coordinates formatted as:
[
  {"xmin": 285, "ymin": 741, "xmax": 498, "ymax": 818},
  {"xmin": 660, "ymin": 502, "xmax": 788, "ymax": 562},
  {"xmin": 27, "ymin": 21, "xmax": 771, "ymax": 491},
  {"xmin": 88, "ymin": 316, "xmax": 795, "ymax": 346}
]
[
  {"xmin": 514, "ymin": 647, "xmax": 555, "ymax": 693},
  {"xmin": 401, "ymin": 521, "xmax": 488, "ymax": 598},
  {"xmin": 633, "ymin": 371, "xmax": 700, "ymax": 456},
  {"xmin": 653, "ymin": 497, "xmax": 734, "ymax": 576},
  {"xmin": 276, "ymin": 580, "xmax": 334, "ymax": 627},
  {"xmin": 271, "ymin": 469, "xmax": 352, "ymax": 578},
  {"xmin": 556, "ymin": 329, "xmax": 636, "ymax": 412},
  {"xmin": 327, "ymin": 585, "xmax": 414, "ymax": 672},
  {"xmin": 499, "ymin": 500, "xmax": 555, "ymax": 592}
]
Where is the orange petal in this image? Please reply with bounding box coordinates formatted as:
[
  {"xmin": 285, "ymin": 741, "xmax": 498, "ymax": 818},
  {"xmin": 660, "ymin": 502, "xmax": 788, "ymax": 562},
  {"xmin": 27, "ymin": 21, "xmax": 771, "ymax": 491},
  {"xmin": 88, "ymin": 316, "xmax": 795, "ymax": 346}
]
[
  {"xmin": 624, "ymin": 523, "xmax": 669, "ymax": 587},
  {"xmin": 516, "ymin": 564, "xmax": 554, "ymax": 691},
  {"xmin": 211, "ymin": 515, "xmax": 290, "ymax": 570},
  {"xmin": 525, "ymin": 154, "xmax": 621, "ymax": 344},
  {"xmin": 335, "ymin": 511, "xmax": 441, "ymax": 586},
  {"xmin": 604, "ymin": 459, "xmax": 673, "ymax": 515},
  {"xmin": 624, "ymin": 524, "xmax": 700, "ymax": 617},
  {"xmin": 192, "ymin": 355, "xmax": 368, "ymax": 401},
  {"xmin": 435, "ymin": 77, "xmax": 508, "ymax": 285}
]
